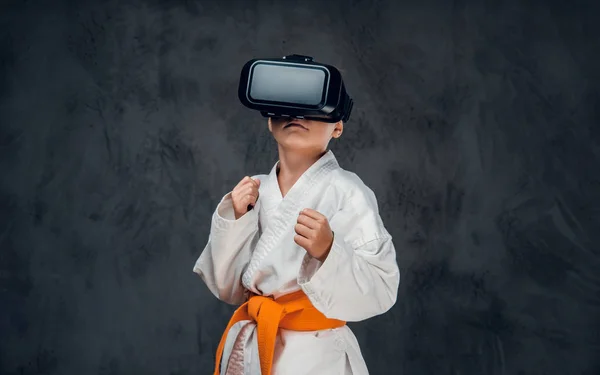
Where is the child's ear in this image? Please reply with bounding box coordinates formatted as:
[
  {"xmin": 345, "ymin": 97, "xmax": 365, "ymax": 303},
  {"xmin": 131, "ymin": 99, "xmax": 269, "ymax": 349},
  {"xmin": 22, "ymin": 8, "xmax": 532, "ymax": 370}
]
[
  {"xmin": 268, "ymin": 118, "xmax": 273, "ymax": 133},
  {"xmin": 333, "ymin": 121, "xmax": 343, "ymax": 138}
]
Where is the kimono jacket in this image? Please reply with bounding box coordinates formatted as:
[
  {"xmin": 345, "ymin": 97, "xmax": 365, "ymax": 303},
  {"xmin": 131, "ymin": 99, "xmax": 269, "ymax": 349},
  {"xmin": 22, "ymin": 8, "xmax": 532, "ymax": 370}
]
[{"xmin": 193, "ymin": 150, "xmax": 400, "ymax": 374}]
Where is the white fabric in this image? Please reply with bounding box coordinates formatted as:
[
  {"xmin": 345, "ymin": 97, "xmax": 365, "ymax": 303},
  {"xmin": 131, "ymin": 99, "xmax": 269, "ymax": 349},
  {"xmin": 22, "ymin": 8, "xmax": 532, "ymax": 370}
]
[{"xmin": 194, "ymin": 150, "xmax": 400, "ymax": 375}]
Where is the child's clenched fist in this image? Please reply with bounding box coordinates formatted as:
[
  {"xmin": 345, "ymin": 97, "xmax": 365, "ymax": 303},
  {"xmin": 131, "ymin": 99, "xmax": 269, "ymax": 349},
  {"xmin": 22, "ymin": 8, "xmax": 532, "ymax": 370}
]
[
  {"xmin": 294, "ymin": 208, "xmax": 334, "ymax": 262},
  {"xmin": 232, "ymin": 176, "xmax": 260, "ymax": 219}
]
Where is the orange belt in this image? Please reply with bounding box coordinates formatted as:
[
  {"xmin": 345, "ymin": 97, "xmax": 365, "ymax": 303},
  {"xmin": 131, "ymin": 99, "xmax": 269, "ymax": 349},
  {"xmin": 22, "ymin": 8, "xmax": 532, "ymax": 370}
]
[{"xmin": 214, "ymin": 289, "xmax": 346, "ymax": 375}]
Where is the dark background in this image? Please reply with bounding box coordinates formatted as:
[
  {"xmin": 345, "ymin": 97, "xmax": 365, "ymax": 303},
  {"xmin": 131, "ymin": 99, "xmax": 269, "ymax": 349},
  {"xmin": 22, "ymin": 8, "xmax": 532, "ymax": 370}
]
[{"xmin": 1, "ymin": 0, "xmax": 599, "ymax": 374}]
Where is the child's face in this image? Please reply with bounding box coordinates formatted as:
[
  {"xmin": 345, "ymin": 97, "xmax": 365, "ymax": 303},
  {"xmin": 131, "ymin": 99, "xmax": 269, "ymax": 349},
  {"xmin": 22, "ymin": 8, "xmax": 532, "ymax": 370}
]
[{"xmin": 268, "ymin": 117, "xmax": 343, "ymax": 152}]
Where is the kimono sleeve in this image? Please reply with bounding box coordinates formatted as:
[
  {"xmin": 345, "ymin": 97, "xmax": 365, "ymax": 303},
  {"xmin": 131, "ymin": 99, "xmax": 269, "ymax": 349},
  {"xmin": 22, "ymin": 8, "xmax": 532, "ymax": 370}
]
[
  {"xmin": 297, "ymin": 175, "xmax": 400, "ymax": 322},
  {"xmin": 193, "ymin": 185, "xmax": 261, "ymax": 305}
]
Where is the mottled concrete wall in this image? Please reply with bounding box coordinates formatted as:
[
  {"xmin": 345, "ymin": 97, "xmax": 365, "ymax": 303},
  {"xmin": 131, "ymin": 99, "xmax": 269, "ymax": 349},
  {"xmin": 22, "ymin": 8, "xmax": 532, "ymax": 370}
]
[{"xmin": 1, "ymin": 0, "xmax": 599, "ymax": 374}]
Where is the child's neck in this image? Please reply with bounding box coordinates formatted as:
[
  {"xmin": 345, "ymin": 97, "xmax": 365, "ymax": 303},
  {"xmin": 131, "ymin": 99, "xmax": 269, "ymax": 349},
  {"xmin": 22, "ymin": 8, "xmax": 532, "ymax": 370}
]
[{"xmin": 276, "ymin": 147, "xmax": 327, "ymax": 197}]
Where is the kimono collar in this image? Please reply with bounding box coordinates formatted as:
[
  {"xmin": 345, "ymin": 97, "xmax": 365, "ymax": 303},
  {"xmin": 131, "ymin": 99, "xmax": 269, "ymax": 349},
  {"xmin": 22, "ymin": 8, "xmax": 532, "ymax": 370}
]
[{"xmin": 261, "ymin": 150, "xmax": 339, "ymax": 210}]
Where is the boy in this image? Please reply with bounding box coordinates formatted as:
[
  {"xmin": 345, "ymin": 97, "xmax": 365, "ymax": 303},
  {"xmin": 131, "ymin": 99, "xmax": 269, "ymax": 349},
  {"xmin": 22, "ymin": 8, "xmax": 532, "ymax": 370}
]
[{"xmin": 193, "ymin": 114, "xmax": 400, "ymax": 374}]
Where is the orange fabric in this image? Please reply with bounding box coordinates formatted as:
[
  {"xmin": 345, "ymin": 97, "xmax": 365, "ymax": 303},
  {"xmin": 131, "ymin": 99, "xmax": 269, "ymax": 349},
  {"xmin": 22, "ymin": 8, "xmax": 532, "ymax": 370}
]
[{"xmin": 213, "ymin": 290, "xmax": 346, "ymax": 375}]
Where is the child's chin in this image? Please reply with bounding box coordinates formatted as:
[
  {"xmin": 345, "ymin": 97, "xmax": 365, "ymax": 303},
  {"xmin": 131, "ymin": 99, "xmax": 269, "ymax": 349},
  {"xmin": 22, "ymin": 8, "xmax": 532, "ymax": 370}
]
[{"xmin": 278, "ymin": 139, "xmax": 314, "ymax": 150}]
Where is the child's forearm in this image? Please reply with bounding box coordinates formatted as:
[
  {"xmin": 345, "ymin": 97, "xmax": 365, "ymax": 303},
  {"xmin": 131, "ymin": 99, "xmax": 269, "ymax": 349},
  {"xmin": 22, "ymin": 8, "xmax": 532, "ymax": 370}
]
[
  {"xmin": 298, "ymin": 234, "xmax": 400, "ymax": 321},
  {"xmin": 193, "ymin": 192, "xmax": 260, "ymax": 305},
  {"xmin": 297, "ymin": 182, "xmax": 400, "ymax": 321}
]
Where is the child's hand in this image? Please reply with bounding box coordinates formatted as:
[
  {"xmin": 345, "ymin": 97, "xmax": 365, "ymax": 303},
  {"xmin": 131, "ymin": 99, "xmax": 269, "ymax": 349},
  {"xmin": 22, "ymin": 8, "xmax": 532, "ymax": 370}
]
[
  {"xmin": 294, "ymin": 208, "xmax": 334, "ymax": 262},
  {"xmin": 232, "ymin": 176, "xmax": 260, "ymax": 219}
]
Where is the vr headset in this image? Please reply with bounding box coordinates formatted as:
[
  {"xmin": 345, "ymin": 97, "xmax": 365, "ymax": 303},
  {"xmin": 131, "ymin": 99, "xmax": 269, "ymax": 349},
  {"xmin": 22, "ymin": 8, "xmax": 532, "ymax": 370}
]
[{"xmin": 238, "ymin": 54, "xmax": 354, "ymax": 123}]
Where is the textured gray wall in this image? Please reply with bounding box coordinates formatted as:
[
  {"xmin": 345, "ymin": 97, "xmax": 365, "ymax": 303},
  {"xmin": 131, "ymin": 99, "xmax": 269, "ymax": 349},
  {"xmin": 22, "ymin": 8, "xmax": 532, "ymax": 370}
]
[{"xmin": 1, "ymin": 0, "xmax": 599, "ymax": 374}]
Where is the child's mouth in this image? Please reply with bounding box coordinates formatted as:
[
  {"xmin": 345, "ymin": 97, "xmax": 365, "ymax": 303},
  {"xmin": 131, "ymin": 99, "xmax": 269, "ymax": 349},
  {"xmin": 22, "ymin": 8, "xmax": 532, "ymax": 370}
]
[{"xmin": 284, "ymin": 122, "xmax": 307, "ymax": 130}]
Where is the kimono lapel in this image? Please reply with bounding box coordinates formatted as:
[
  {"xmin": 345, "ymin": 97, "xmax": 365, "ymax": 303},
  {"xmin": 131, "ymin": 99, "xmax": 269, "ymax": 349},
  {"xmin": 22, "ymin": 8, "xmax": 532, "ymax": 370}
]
[
  {"xmin": 242, "ymin": 150, "xmax": 340, "ymax": 290},
  {"xmin": 257, "ymin": 162, "xmax": 283, "ymax": 214}
]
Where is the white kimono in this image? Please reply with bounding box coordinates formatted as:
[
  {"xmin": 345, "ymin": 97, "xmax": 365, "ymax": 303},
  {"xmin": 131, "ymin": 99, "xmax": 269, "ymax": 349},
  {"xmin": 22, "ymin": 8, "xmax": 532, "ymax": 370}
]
[{"xmin": 193, "ymin": 150, "xmax": 400, "ymax": 375}]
